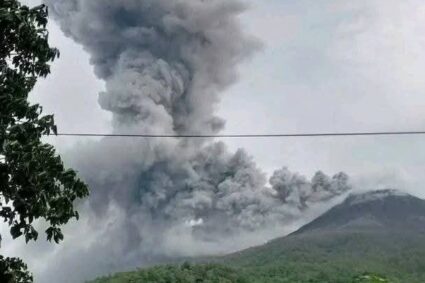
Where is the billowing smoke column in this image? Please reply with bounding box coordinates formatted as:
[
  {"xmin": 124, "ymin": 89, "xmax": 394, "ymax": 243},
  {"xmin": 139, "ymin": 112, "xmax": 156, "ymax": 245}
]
[
  {"xmin": 41, "ymin": 0, "xmax": 352, "ymax": 282},
  {"xmin": 47, "ymin": 0, "xmax": 256, "ymax": 136},
  {"xmin": 270, "ymin": 169, "xmax": 351, "ymax": 209}
]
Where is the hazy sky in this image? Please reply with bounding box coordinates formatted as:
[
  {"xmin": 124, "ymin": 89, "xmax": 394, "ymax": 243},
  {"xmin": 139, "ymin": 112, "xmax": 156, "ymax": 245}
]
[
  {"xmin": 6, "ymin": 1, "xmax": 425, "ymax": 282},
  {"xmin": 25, "ymin": 0, "xmax": 425, "ymax": 197}
]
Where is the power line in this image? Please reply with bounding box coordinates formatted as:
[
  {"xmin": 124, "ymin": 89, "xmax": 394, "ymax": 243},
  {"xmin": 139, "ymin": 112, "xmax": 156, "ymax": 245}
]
[{"xmin": 51, "ymin": 130, "xmax": 425, "ymax": 139}]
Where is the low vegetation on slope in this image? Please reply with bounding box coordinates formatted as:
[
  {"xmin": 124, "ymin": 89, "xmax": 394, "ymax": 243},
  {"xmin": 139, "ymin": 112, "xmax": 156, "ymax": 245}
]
[
  {"xmin": 89, "ymin": 191, "xmax": 425, "ymax": 283},
  {"xmin": 88, "ymin": 227, "xmax": 425, "ymax": 282},
  {"xmin": 89, "ymin": 263, "xmax": 246, "ymax": 283},
  {"xmin": 89, "ymin": 262, "xmax": 388, "ymax": 283},
  {"xmin": 220, "ymin": 231, "xmax": 425, "ymax": 283}
]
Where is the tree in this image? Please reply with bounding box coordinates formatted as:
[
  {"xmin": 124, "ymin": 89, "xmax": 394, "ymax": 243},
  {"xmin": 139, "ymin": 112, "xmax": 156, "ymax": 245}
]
[{"xmin": 0, "ymin": 1, "xmax": 89, "ymax": 281}]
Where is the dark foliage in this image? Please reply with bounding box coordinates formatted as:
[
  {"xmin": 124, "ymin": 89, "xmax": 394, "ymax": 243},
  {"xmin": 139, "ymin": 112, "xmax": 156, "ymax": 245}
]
[
  {"xmin": 0, "ymin": 256, "xmax": 32, "ymax": 283},
  {"xmin": 90, "ymin": 263, "xmax": 249, "ymax": 283},
  {"xmin": 0, "ymin": 0, "xmax": 89, "ymax": 281},
  {"xmin": 88, "ymin": 263, "xmax": 389, "ymax": 283}
]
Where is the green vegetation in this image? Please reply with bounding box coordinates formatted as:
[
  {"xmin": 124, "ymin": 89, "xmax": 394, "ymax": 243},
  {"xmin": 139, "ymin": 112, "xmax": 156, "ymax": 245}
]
[
  {"xmin": 90, "ymin": 263, "xmax": 248, "ymax": 283},
  {"xmin": 353, "ymin": 273, "xmax": 389, "ymax": 283},
  {"xmin": 89, "ymin": 263, "xmax": 389, "ymax": 283},
  {"xmin": 0, "ymin": 1, "xmax": 89, "ymax": 281},
  {"xmin": 88, "ymin": 231, "xmax": 425, "ymax": 283},
  {"xmin": 221, "ymin": 231, "xmax": 425, "ymax": 283}
]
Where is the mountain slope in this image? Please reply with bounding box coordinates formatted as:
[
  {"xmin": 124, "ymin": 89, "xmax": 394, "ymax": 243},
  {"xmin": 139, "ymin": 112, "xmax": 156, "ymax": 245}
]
[
  {"xmin": 294, "ymin": 189, "xmax": 425, "ymax": 234},
  {"xmin": 223, "ymin": 190, "xmax": 425, "ymax": 282},
  {"xmin": 90, "ymin": 190, "xmax": 425, "ymax": 283}
]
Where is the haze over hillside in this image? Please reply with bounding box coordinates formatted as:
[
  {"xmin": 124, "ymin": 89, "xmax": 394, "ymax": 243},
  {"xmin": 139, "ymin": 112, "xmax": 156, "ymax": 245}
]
[{"xmin": 91, "ymin": 189, "xmax": 425, "ymax": 282}]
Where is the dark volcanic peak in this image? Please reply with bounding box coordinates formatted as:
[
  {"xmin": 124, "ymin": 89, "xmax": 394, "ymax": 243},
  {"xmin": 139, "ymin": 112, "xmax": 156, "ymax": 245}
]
[
  {"xmin": 220, "ymin": 189, "xmax": 425, "ymax": 283},
  {"xmin": 344, "ymin": 189, "xmax": 411, "ymax": 206},
  {"xmin": 293, "ymin": 189, "xmax": 425, "ymax": 235}
]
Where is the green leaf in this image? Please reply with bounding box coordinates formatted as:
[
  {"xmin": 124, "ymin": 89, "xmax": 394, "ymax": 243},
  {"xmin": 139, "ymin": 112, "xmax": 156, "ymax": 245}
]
[{"xmin": 0, "ymin": 1, "xmax": 89, "ymax": 280}]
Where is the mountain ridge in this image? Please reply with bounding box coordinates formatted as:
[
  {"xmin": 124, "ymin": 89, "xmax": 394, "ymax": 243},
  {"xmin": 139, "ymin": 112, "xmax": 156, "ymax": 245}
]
[
  {"xmin": 293, "ymin": 189, "xmax": 425, "ymax": 235},
  {"xmin": 90, "ymin": 190, "xmax": 425, "ymax": 282}
]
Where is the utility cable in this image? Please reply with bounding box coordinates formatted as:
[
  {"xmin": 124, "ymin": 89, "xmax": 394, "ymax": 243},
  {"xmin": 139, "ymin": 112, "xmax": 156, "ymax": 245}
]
[{"xmin": 51, "ymin": 130, "xmax": 425, "ymax": 139}]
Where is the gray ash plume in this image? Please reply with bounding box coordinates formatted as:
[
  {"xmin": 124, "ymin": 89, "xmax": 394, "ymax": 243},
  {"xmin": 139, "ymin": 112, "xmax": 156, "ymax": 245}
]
[{"xmin": 39, "ymin": 1, "xmax": 353, "ymax": 282}]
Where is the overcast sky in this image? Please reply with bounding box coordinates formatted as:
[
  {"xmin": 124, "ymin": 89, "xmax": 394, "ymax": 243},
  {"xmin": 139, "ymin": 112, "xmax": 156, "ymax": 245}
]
[
  {"xmin": 27, "ymin": 0, "xmax": 425, "ymax": 199},
  {"xmin": 6, "ymin": 1, "xmax": 425, "ymax": 282}
]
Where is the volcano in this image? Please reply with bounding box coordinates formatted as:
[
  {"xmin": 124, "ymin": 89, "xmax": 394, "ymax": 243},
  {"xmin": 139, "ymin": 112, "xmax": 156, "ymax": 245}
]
[
  {"xmin": 90, "ymin": 190, "xmax": 425, "ymax": 282},
  {"xmin": 221, "ymin": 189, "xmax": 425, "ymax": 282}
]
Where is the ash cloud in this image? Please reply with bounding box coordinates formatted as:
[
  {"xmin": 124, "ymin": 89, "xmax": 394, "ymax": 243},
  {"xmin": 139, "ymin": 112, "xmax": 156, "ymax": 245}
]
[
  {"xmin": 270, "ymin": 169, "xmax": 351, "ymax": 209},
  {"xmin": 47, "ymin": 0, "xmax": 258, "ymax": 135},
  {"xmin": 35, "ymin": 0, "xmax": 353, "ymax": 282}
]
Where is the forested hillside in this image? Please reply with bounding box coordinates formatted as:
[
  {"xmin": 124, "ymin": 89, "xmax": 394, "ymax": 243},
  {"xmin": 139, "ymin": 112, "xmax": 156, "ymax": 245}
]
[{"xmin": 89, "ymin": 191, "xmax": 425, "ymax": 283}]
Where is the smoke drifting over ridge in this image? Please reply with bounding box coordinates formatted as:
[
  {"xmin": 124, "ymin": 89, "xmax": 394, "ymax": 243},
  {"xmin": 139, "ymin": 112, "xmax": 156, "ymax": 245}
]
[{"xmin": 39, "ymin": 0, "xmax": 352, "ymax": 282}]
